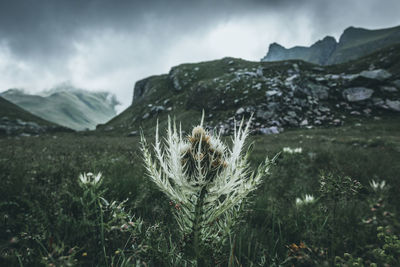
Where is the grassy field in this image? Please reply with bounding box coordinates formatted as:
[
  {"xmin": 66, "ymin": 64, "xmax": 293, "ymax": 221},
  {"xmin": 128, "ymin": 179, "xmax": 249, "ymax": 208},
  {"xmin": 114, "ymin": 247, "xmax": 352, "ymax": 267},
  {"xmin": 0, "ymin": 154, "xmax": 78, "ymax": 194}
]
[{"xmin": 1, "ymin": 115, "xmax": 399, "ymax": 266}]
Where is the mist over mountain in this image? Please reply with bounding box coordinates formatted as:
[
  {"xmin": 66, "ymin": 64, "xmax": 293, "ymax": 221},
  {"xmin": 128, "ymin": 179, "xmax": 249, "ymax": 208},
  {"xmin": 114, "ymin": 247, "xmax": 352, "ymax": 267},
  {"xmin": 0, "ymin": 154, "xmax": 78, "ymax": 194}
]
[
  {"xmin": 262, "ymin": 25, "xmax": 400, "ymax": 65},
  {"xmin": 1, "ymin": 84, "xmax": 120, "ymax": 130}
]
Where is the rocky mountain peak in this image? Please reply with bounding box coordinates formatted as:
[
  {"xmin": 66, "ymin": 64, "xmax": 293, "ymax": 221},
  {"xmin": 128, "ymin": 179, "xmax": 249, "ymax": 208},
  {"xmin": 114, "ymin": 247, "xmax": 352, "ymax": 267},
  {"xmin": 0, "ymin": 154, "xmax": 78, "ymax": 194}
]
[{"xmin": 262, "ymin": 24, "xmax": 400, "ymax": 65}]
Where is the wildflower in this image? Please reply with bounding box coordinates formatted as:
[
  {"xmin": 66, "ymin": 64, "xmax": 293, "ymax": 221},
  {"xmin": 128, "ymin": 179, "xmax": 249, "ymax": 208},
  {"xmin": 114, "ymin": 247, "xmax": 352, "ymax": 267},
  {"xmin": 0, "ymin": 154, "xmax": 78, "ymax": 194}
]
[
  {"xmin": 283, "ymin": 147, "xmax": 292, "ymax": 153},
  {"xmin": 141, "ymin": 113, "xmax": 276, "ymax": 260},
  {"xmin": 294, "ymin": 148, "xmax": 303, "ymax": 153},
  {"xmin": 282, "ymin": 147, "xmax": 303, "ymax": 154},
  {"xmin": 369, "ymin": 180, "xmax": 386, "ymax": 191},
  {"xmin": 82, "ymin": 252, "xmax": 87, "ymax": 257},
  {"xmin": 78, "ymin": 172, "xmax": 102, "ymax": 186},
  {"xmin": 304, "ymin": 194, "xmax": 314, "ymax": 202},
  {"xmin": 295, "ymin": 194, "xmax": 315, "ymax": 206}
]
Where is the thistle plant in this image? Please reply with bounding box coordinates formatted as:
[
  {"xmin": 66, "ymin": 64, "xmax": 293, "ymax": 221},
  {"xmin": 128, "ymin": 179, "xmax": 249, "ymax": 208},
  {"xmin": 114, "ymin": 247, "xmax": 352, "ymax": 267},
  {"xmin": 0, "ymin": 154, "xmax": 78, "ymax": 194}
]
[{"xmin": 141, "ymin": 114, "xmax": 275, "ymax": 264}]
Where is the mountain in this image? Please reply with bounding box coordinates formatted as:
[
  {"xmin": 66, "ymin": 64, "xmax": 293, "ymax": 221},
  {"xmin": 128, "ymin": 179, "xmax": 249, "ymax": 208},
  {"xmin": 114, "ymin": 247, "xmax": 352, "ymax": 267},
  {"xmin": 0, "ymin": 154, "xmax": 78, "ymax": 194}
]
[
  {"xmin": 1, "ymin": 84, "xmax": 120, "ymax": 131},
  {"xmin": 263, "ymin": 36, "xmax": 337, "ymax": 65},
  {"xmin": 98, "ymin": 43, "xmax": 400, "ymax": 136},
  {"xmin": 0, "ymin": 96, "xmax": 71, "ymax": 136},
  {"xmin": 261, "ymin": 25, "xmax": 400, "ymax": 65}
]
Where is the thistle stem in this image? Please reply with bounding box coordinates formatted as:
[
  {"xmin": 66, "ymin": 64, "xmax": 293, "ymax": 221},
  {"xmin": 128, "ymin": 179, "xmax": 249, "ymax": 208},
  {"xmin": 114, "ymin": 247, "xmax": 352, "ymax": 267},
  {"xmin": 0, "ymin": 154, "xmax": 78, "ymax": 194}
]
[
  {"xmin": 193, "ymin": 187, "xmax": 207, "ymax": 266},
  {"xmin": 98, "ymin": 198, "xmax": 108, "ymax": 267}
]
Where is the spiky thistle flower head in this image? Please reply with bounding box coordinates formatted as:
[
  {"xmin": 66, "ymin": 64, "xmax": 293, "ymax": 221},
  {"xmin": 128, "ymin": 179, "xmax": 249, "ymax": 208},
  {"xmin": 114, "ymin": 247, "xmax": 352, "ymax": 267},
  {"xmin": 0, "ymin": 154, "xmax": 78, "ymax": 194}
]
[{"xmin": 140, "ymin": 113, "xmax": 276, "ymax": 251}]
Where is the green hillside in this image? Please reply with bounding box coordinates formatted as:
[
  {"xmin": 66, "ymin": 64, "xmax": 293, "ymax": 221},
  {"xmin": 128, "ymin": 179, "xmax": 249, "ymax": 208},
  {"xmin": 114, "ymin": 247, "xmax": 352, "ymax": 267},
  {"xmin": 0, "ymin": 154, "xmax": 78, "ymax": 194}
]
[
  {"xmin": 1, "ymin": 86, "xmax": 119, "ymax": 131},
  {"xmin": 0, "ymin": 96, "xmax": 71, "ymax": 135}
]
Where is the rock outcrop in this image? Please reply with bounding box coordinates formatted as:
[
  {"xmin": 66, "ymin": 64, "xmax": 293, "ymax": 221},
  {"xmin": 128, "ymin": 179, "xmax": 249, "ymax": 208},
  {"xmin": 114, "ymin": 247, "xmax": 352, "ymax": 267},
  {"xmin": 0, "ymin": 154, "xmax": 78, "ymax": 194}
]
[
  {"xmin": 262, "ymin": 25, "xmax": 400, "ymax": 65},
  {"xmin": 263, "ymin": 36, "xmax": 337, "ymax": 65}
]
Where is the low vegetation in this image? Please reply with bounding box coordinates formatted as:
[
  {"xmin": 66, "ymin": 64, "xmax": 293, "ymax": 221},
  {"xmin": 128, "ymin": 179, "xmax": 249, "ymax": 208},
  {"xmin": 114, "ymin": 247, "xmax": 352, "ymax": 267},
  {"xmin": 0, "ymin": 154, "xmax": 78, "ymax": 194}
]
[{"xmin": 1, "ymin": 115, "xmax": 399, "ymax": 266}]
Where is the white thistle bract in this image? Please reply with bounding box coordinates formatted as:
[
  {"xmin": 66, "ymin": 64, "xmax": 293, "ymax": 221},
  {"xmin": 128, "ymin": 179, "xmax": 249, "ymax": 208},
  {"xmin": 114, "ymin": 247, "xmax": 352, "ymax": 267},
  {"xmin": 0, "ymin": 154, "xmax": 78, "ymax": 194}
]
[{"xmin": 140, "ymin": 114, "xmax": 275, "ymax": 253}]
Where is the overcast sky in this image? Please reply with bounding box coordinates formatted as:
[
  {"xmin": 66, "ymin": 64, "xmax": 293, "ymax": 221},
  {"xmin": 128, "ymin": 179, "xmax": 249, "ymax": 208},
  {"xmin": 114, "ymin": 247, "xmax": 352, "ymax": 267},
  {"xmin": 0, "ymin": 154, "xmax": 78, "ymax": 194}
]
[{"xmin": 1, "ymin": 0, "xmax": 400, "ymax": 112}]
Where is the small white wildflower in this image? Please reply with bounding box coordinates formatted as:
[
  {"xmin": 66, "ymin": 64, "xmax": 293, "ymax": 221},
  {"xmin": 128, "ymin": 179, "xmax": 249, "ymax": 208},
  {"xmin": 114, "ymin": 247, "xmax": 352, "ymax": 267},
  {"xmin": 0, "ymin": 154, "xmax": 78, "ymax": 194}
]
[
  {"xmin": 294, "ymin": 148, "xmax": 303, "ymax": 153},
  {"xmin": 296, "ymin": 194, "xmax": 315, "ymax": 206},
  {"xmin": 369, "ymin": 180, "xmax": 386, "ymax": 191},
  {"xmin": 78, "ymin": 172, "xmax": 103, "ymax": 186},
  {"xmin": 304, "ymin": 194, "xmax": 314, "ymax": 203},
  {"xmin": 283, "ymin": 147, "xmax": 303, "ymax": 154},
  {"xmin": 283, "ymin": 147, "xmax": 292, "ymax": 153}
]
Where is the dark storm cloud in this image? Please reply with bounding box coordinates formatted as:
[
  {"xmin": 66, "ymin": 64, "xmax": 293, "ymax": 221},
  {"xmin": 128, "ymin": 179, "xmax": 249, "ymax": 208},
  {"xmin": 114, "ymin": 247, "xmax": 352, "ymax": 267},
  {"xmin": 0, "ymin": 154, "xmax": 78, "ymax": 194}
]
[
  {"xmin": 1, "ymin": 0, "xmax": 399, "ymax": 61},
  {"xmin": 1, "ymin": 0, "xmax": 400, "ymax": 111},
  {"xmin": 0, "ymin": 0, "xmax": 338, "ymax": 60},
  {"xmin": 0, "ymin": 0, "xmax": 254, "ymax": 61}
]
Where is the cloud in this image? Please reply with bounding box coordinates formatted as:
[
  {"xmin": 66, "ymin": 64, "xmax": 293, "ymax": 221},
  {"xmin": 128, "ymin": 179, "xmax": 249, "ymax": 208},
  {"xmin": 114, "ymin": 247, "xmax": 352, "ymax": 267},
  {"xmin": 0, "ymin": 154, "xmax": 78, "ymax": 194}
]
[{"xmin": 0, "ymin": 0, "xmax": 400, "ymax": 112}]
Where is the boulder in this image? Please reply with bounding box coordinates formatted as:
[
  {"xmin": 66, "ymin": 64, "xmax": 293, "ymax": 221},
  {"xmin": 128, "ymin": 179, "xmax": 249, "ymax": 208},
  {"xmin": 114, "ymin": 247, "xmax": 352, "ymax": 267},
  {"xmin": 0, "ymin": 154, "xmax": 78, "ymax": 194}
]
[
  {"xmin": 381, "ymin": 86, "xmax": 398, "ymax": 92},
  {"xmin": 260, "ymin": 126, "xmax": 279, "ymax": 135},
  {"xmin": 256, "ymin": 67, "xmax": 263, "ymax": 76},
  {"xmin": 287, "ymin": 111, "xmax": 297, "ymax": 118},
  {"xmin": 343, "ymin": 87, "xmax": 374, "ymax": 102},
  {"xmin": 253, "ymin": 83, "xmax": 262, "ymax": 90},
  {"xmin": 236, "ymin": 107, "xmax": 245, "ymax": 115},
  {"xmin": 150, "ymin": 106, "xmax": 165, "ymax": 114},
  {"xmin": 307, "ymin": 83, "xmax": 329, "ymax": 100},
  {"xmin": 300, "ymin": 119, "xmax": 308, "ymax": 126},
  {"xmin": 393, "ymin": 80, "xmax": 400, "ymax": 88},
  {"xmin": 359, "ymin": 69, "xmax": 392, "ymax": 81},
  {"xmin": 386, "ymin": 99, "xmax": 400, "ymax": 112},
  {"xmin": 256, "ymin": 110, "xmax": 274, "ymax": 120},
  {"xmin": 266, "ymin": 89, "xmax": 281, "ymax": 97},
  {"xmin": 142, "ymin": 113, "xmax": 150, "ymax": 120},
  {"xmin": 286, "ymin": 74, "xmax": 299, "ymax": 83}
]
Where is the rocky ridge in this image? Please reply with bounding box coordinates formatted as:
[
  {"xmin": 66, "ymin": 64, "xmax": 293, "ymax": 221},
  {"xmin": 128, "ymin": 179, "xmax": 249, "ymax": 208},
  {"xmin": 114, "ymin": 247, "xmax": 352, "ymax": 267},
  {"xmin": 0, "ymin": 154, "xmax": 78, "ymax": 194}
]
[
  {"xmin": 99, "ymin": 44, "xmax": 400, "ymax": 136},
  {"xmin": 261, "ymin": 25, "xmax": 400, "ymax": 65}
]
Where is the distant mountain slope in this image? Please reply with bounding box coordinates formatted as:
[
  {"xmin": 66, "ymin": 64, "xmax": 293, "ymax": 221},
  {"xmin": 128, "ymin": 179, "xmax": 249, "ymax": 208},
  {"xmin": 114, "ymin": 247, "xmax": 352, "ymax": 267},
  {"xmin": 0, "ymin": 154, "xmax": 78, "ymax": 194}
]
[
  {"xmin": 98, "ymin": 43, "xmax": 400, "ymax": 136},
  {"xmin": 1, "ymin": 85, "xmax": 120, "ymax": 130},
  {"xmin": 0, "ymin": 96, "xmax": 71, "ymax": 136},
  {"xmin": 261, "ymin": 25, "xmax": 400, "ymax": 65}
]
